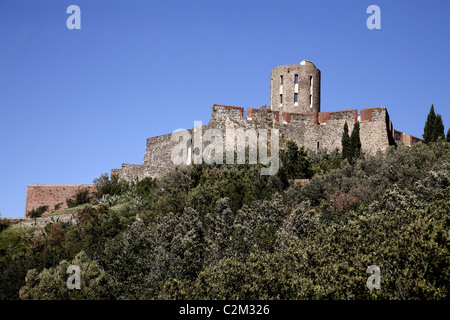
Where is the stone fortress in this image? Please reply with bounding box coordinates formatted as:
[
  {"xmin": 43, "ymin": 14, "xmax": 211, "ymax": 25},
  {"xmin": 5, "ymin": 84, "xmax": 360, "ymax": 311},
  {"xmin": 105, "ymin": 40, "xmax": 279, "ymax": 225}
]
[
  {"xmin": 24, "ymin": 60, "xmax": 421, "ymax": 217},
  {"xmin": 111, "ymin": 60, "xmax": 421, "ymax": 182}
]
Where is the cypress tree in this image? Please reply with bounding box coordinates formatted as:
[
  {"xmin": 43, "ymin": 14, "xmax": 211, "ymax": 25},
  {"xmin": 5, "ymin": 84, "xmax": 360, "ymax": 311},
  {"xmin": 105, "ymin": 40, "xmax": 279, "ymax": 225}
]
[
  {"xmin": 341, "ymin": 122, "xmax": 351, "ymax": 161},
  {"xmin": 447, "ymin": 127, "xmax": 450, "ymax": 142},
  {"xmin": 423, "ymin": 105, "xmax": 436, "ymax": 143},
  {"xmin": 350, "ymin": 121, "xmax": 362, "ymax": 159},
  {"xmin": 433, "ymin": 114, "xmax": 445, "ymax": 141}
]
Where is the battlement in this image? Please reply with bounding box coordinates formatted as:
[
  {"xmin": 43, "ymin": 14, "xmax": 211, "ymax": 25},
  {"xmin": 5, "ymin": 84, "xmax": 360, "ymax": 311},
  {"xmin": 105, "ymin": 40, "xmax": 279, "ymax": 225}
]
[
  {"xmin": 394, "ymin": 130, "xmax": 423, "ymax": 147},
  {"xmin": 26, "ymin": 61, "xmax": 424, "ymax": 218}
]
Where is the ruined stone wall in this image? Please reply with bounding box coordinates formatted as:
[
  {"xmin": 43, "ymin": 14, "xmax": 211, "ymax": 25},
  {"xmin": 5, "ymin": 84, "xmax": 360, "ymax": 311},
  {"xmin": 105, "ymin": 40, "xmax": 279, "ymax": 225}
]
[{"xmin": 25, "ymin": 184, "xmax": 95, "ymax": 217}]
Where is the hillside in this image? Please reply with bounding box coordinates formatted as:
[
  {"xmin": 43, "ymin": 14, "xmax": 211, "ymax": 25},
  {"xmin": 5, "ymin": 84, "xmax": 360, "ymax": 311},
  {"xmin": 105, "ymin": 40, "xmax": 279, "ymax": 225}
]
[{"xmin": 0, "ymin": 140, "xmax": 449, "ymax": 300}]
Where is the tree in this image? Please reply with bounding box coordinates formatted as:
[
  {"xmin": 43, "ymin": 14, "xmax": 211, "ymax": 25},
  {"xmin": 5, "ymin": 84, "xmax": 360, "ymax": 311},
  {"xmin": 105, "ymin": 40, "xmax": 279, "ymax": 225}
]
[
  {"xmin": 279, "ymin": 141, "xmax": 313, "ymax": 182},
  {"xmin": 341, "ymin": 122, "xmax": 351, "ymax": 161},
  {"xmin": 433, "ymin": 114, "xmax": 445, "ymax": 141},
  {"xmin": 350, "ymin": 121, "xmax": 362, "ymax": 159},
  {"xmin": 66, "ymin": 188, "xmax": 91, "ymax": 208},
  {"xmin": 447, "ymin": 127, "xmax": 450, "ymax": 142},
  {"xmin": 19, "ymin": 251, "xmax": 114, "ymax": 300},
  {"xmin": 423, "ymin": 105, "xmax": 436, "ymax": 143},
  {"xmin": 27, "ymin": 205, "xmax": 48, "ymax": 225}
]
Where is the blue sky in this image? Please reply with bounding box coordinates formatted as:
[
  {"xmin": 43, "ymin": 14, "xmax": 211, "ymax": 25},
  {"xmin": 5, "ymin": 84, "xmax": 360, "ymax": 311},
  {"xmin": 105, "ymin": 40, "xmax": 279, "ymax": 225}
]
[{"xmin": 1, "ymin": 0, "xmax": 449, "ymax": 218}]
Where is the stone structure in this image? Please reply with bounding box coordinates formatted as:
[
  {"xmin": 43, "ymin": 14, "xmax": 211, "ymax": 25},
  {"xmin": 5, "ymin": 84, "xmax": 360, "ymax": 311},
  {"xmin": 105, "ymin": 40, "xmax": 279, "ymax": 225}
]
[
  {"xmin": 25, "ymin": 184, "xmax": 95, "ymax": 217},
  {"xmin": 24, "ymin": 60, "xmax": 422, "ymax": 217},
  {"xmin": 270, "ymin": 60, "xmax": 320, "ymax": 114},
  {"xmin": 111, "ymin": 60, "xmax": 421, "ymax": 182}
]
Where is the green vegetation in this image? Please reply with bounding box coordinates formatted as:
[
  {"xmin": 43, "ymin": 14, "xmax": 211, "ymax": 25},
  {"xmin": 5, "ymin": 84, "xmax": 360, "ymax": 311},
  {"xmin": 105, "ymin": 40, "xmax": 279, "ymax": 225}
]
[
  {"xmin": 66, "ymin": 188, "xmax": 91, "ymax": 208},
  {"xmin": 51, "ymin": 203, "xmax": 90, "ymax": 216},
  {"xmin": 341, "ymin": 121, "xmax": 361, "ymax": 163},
  {"xmin": 0, "ymin": 213, "xmax": 10, "ymax": 232},
  {"xmin": 423, "ymin": 105, "xmax": 446, "ymax": 143},
  {"xmin": 27, "ymin": 205, "xmax": 48, "ymax": 225},
  {"xmin": 1, "ymin": 111, "xmax": 450, "ymax": 300}
]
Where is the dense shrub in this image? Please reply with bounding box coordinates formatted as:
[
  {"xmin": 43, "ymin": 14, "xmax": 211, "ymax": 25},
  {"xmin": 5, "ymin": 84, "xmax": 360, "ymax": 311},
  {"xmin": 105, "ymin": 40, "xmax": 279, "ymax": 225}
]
[
  {"xmin": 66, "ymin": 188, "xmax": 91, "ymax": 208},
  {"xmin": 1, "ymin": 140, "xmax": 449, "ymax": 300}
]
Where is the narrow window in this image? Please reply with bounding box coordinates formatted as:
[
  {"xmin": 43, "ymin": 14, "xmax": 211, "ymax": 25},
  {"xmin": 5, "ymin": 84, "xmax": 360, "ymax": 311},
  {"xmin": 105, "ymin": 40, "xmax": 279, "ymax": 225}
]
[
  {"xmin": 186, "ymin": 139, "xmax": 192, "ymax": 165},
  {"xmin": 294, "ymin": 93, "xmax": 298, "ymax": 103},
  {"xmin": 309, "ymin": 95, "xmax": 312, "ymax": 107},
  {"xmin": 280, "ymin": 75, "xmax": 283, "ymax": 85},
  {"xmin": 310, "ymin": 76, "xmax": 313, "ymax": 88},
  {"xmin": 317, "ymin": 141, "xmax": 320, "ymax": 149},
  {"xmin": 280, "ymin": 94, "xmax": 283, "ymax": 104},
  {"xmin": 294, "ymin": 74, "xmax": 298, "ymax": 84}
]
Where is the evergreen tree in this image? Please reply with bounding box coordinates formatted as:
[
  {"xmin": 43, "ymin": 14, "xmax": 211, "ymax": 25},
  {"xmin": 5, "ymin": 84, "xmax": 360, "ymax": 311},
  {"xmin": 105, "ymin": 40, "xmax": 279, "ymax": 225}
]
[
  {"xmin": 433, "ymin": 114, "xmax": 445, "ymax": 141},
  {"xmin": 341, "ymin": 122, "xmax": 351, "ymax": 161},
  {"xmin": 350, "ymin": 121, "xmax": 362, "ymax": 159},
  {"xmin": 447, "ymin": 127, "xmax": 450, "ymax": 142},
  {"xmin": 279, "ymin": 140, "xmax": 313, "ymax": 181},
  {"xmin": 423, "ymin": 105, "xmax": 436, "ymax": 143}
]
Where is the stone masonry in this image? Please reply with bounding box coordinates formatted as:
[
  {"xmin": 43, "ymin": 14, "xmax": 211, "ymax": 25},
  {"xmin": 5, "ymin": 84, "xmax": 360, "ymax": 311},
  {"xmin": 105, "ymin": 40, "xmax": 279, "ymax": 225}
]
[
  {"xmin": 25, "ymin": 184, "xmax": 95, "ymax": 217},
  {"xmin": 25, "ymin": 60, "xmax": 422, "ymax": 217},
  {"xmin": 111, "ymin": 60, "xmax": 421, "ymax": 183}
]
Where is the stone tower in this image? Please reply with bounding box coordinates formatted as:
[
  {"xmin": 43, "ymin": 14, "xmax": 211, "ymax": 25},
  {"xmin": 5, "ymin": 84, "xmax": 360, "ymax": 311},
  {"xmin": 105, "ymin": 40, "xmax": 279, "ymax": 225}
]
[{"xmin": 270, "ymin": 60, "xmax": 321, "ymax": 114}]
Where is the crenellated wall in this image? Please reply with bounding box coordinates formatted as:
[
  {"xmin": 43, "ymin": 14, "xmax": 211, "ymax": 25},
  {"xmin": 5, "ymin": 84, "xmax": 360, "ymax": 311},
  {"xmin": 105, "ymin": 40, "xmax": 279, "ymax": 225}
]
[
  {"xmin": 25, "ymin": 61, "xmax": 424, "ymax": 219},
  {"xmin": 111, "ymin": 104, "xmax": 420, "ymax": 182}
]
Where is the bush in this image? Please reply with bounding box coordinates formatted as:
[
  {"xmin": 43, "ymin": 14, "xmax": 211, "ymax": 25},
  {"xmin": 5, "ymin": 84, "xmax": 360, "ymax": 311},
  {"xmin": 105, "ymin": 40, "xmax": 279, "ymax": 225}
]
[
  {"xmin": 27, "ymin": 205, "xmax": 49, "ymax": 219},
  {"xmin": 0, "ymin": 213, "xmax": 10, "ymax": 232},
  {"xmin": 66, "ymin": 188, "xmax": 91, "ymax": 208},
  {"xmin": 94, "ymin": 173, "xmax": 130, "ymax": 198}
]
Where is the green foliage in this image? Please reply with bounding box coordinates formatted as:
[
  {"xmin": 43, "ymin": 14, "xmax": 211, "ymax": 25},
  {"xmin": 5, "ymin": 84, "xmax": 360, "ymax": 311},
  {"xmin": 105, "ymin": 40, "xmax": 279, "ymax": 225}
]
[
  {"xmin": 93, "ymin": 173, "xmax": 130, "ymax": 198},
  {"xmin": 19, "ymin": 251, "xmax": 114, "ymax": 300},
  {"xmin": 350, "ymin": 121, "xmax": 362, "ymax": 159},
  {"xmin": 342, "ymin": 121, "xmax": 362, "ymax": 163},
  {"xmin": 0, "ymin": 213, "xmax": 10, "ymax": 232},
  {"xmin": 66, "ymin": 188, "xmax": 91, "ymax": 208},
  {"xmin": 434, "ymin": 114, "xmax": 445, "ymax": 141},
  {"xmin": 341, "ymin": 122, "xmax": 351, "ymax": 161},
  {"xmin": 423, "ymin": 104, "xmax": 446, "ymax": 143},
  {"xmin": 53, "ymin": 203, "xmax": 62, "ymax": 211},
  {"xmin": 278, "ymin": 141, "xmax": 313, "ymax": 185},
  {"xmin": 423, "ymin": 105, "xmax": 436, "ymax": 143},
  {"xmin": 27, "ymin": 205, "xmax": 49, "ymax": 225},
  {"xmin": 447, "ymin": 127, "xmax": 450, "ymax": 142},
  {"xmin": 1, "ymin": 140, "xmax": 449, "ymax": 300}
]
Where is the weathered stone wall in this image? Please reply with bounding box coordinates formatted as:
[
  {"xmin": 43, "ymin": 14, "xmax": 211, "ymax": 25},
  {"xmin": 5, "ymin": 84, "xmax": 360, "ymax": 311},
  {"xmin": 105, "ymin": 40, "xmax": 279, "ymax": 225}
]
[
  {"xmin": 393, "ymin": 129, "xmax": 422, "ymax": 147},
  {"xmin": 270, "ymin": 61, "xmax": 321, "ymax": 114},
  {"xmin": 25, "ymin": 184, "xmax": 95, "ymax": 217},
  {"xmin": 112, "ymin": 104, "xmax": 416, "ymax": 183}
]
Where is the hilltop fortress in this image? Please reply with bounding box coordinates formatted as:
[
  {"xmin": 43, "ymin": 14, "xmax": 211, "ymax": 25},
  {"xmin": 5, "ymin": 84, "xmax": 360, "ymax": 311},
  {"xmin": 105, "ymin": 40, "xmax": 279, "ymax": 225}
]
[
  {"xmin": 24, "ymin": 60, "xmax": 421, "ymax": 217},
  {"xmin": 111, "ymin": 60, "xmax": 421, "ymax": 182}
]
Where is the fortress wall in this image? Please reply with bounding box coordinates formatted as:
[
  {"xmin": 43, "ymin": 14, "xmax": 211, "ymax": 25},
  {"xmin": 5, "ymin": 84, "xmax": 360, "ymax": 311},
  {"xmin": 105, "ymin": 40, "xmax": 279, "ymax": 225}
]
[
  {"xmin": 246, "ymin": 108, "xmax": 279, "ymax": 122},
  {"xmin": 282, "ymin": 108, "xmax": 392, "ymax": 154},
  {"xmin": 326, "ymin": 109, "xmax": 358, "ymax": 122},
  {"xmin": 359, "ymin": 108, "xmax": 391, "ymax": 153},
  {"xmin": 394, "ymin": 130, "xmax": 403, "ymax": 145},
  {"xmin": 210, "ymin": 104, "xmax": 244, "ymax": 122},
  {"xmin": 112, "ymin": 105, "xmax": 419, "ymax": 183},
  {"xmin": 25, "ymin": 184, "xmax": 95, "ymax": 217},
  {"xmin": 288, "ymin": 113, "xmax": 315, "ymax": 124},
  {"xmin": 306, "ymin": 117, "xmax": 357, "ymax": 152}
]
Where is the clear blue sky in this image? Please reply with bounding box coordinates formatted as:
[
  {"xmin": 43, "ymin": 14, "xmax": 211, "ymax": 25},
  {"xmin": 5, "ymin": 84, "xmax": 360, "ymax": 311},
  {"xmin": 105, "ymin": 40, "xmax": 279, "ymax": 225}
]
[{"xmin": 1, "ymin": 0, "xmax": 449, "ymax": 218}]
